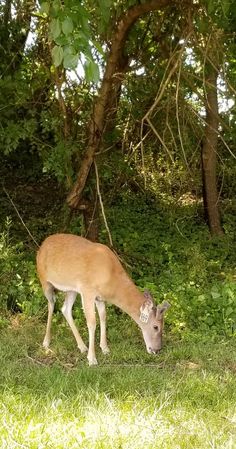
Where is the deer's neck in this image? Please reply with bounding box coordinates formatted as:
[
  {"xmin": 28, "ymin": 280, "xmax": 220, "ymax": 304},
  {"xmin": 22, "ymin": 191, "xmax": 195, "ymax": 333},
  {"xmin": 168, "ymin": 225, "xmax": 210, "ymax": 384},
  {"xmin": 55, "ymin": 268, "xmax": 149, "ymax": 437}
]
[{"xmin": 111, "ymin": 274, "xmax": 144, "ymax": 325}]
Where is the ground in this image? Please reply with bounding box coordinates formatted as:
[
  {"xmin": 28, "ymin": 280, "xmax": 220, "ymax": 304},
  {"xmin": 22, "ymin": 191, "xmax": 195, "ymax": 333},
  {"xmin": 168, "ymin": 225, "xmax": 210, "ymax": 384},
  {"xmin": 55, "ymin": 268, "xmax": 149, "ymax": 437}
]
[{"xmin": 0, "ymin": 314, "xmax": 236, "ymax": 449}]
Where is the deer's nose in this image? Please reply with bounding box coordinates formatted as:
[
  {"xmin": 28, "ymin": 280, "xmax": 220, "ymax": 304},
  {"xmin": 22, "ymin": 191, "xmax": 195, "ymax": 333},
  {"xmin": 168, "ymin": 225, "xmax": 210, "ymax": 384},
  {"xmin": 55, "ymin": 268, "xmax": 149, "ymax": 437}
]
[{"xmin": 149, "ymin": 347, "xmax": 161, "ymax": 354}]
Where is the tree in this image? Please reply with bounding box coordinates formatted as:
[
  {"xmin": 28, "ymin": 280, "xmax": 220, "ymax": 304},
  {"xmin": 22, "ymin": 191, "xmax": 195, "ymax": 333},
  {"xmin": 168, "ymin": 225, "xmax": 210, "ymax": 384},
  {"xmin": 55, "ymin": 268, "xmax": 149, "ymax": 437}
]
[
  {"xmin": 1, "ymin": 0, "xmax": 235, "ymax": 240},
  {"xmin": 66, "ymin": 0, "xmax": 191, "ymax": 210},
  {"xmin": 201, "ymin": 34, "xmax": 224, "ymax": 235}
]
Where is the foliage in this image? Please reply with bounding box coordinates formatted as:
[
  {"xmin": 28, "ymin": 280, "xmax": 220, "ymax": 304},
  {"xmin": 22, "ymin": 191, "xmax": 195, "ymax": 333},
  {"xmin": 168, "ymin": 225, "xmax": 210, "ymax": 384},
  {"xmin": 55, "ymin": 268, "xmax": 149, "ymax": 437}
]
[
  {"xmin": 105, "ymin": 194, "xmax": 236, "ymax": 338},
  {"xmin": 0, "ymin": 0, "xmax": 235, "ymax": 193},
  {"xmin": 39, "ymin": 0, "xmax": 101, "ymax": 81},
  {"xmin": 0, "ymin": 219, "xmax": 44, "ymax": 316}
]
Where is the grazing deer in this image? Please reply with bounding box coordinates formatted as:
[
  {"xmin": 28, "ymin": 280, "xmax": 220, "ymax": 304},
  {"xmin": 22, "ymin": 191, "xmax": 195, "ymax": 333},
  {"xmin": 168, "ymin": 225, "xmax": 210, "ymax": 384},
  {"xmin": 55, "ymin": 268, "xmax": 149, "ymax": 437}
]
[{"xmin": 36, "ymin": 233, "xmax": 170, "ymax": 366}]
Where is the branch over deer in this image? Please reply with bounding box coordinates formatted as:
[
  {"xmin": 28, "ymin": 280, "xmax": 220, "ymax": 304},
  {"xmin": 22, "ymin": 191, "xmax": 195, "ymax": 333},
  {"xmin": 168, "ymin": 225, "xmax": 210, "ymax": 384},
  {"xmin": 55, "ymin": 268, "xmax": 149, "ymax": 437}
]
[{"xmin": 37, "ymin": 234, "xmax": 170, "ymax": 365}]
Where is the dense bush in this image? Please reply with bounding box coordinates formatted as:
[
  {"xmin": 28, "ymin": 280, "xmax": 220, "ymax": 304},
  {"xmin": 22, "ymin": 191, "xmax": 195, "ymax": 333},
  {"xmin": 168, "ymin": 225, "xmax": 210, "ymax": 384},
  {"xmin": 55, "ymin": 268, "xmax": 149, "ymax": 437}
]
[
  {"xmin": 106, "ymin": 194, "xmax": 236, "ymax": 338},
  {"xmin": 0, "ymin": 219, "xmax": 43, "ymax": 318}
]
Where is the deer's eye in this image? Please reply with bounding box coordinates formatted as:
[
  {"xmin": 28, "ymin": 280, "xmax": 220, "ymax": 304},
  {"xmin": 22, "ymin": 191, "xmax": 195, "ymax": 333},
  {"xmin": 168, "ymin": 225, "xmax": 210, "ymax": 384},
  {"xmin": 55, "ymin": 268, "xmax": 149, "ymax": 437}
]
[{"xmin": 153, "ymin": 325, "xmax": 159, "ymax": 331}]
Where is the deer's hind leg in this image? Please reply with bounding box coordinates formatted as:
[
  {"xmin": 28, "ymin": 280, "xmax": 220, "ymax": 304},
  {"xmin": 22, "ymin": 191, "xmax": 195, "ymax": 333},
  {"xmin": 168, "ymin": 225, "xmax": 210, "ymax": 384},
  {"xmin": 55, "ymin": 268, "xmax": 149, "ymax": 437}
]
[
  {"xmin": 42, "ymin": 281, "xmax": 56, "ymax": 349},
  {"xmin": 61, "ymin": 291, "xmax": 88, "ymax": 354}
]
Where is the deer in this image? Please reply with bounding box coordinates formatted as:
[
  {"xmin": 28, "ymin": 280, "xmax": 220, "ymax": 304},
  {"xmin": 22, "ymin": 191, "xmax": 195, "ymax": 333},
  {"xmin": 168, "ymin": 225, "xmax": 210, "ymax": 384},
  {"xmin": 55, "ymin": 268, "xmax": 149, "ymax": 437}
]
[{"xmin": 36, "ymin": 233, "xmax": 170, "ymax": 366}]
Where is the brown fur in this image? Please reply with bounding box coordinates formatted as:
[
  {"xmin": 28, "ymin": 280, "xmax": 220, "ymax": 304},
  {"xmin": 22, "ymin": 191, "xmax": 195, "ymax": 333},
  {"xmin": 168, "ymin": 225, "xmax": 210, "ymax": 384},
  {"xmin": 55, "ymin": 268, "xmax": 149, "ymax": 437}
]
[{"xmin": 37, "ymin": 233, "xmax": 170, "ymax": 365}]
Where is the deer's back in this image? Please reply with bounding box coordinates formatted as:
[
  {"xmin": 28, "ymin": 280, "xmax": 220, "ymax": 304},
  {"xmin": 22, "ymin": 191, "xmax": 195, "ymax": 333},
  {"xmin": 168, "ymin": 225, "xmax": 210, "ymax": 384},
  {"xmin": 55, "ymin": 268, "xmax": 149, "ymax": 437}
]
[{"xmin": 37, "ymin": 233, "xmax": 124, "ymax": 296}]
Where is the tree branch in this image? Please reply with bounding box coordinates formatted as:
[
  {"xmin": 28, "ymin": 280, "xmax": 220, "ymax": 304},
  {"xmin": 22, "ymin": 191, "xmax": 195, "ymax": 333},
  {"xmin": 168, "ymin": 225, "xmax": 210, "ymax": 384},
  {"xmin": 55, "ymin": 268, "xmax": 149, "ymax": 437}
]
[{"xmin": 67, "ymin": 0, "xmax": 191, "ymax": 208}]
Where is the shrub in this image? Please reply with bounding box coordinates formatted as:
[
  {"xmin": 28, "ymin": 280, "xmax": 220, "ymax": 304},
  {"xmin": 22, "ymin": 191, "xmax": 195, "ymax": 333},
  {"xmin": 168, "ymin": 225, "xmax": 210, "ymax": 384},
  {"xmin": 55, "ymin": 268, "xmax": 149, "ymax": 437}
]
[{"xmin": 0, "ymin": 219, "xmax": 43, "ymax": 316}]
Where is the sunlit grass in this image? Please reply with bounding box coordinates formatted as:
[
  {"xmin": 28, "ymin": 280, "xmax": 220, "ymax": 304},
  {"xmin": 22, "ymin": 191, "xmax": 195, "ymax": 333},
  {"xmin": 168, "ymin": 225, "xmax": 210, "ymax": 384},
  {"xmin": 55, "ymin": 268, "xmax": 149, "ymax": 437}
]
[{"xmin": 0, "ymin": 317, "xmax": 236, "ymax": 448}]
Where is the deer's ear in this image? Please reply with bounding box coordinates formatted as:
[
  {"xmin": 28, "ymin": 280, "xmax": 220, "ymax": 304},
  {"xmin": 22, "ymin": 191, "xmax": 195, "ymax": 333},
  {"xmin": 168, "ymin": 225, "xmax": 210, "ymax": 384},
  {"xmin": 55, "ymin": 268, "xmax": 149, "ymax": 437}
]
[
  {"xmin": 143, "ymin": 289, "xmax": 153, "ymax": 301},
  {"xmin": 156, "ymin": 301, "xmax": 171, "ymax": 319},
  {"xmin": 140, "ymin": 299, "xmax": 153, "ymax": 323}
]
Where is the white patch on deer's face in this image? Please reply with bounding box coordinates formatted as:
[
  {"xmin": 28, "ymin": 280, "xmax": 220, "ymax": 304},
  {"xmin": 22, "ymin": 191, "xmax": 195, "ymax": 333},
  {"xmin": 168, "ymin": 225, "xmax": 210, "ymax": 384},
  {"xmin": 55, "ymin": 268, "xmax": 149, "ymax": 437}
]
[{"xmin": 139, "ymin": 298, "xmax": 153, "ymax": 323}]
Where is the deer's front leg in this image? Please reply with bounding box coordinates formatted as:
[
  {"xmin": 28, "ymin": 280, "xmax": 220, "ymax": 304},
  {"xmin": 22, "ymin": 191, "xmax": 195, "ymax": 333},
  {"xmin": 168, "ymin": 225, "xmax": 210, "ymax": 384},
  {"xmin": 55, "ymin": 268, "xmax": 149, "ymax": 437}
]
[{"xmin": 82, "ymin": 294, "xmax": 97, "ymax": 366}]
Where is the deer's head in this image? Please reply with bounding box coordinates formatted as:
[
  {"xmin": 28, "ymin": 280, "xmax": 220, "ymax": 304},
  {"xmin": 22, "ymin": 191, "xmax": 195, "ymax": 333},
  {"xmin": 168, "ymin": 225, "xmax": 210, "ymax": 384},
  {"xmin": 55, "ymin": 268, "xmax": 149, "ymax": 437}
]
[{"xmin": 139, "ymin": 290, "xmax": 170, "ymax": 354}]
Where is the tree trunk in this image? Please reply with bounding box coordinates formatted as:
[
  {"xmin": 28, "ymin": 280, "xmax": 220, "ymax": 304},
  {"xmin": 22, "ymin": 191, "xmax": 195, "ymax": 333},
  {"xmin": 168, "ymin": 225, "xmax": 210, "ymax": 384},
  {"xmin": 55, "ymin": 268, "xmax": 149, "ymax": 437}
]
[
  {"xmin": 201, "ymin": 53, "xmax": 224, "ymax": 236},
  {"xmin": 82, "ymin": 198, "xmax": 99, "ymax": 242},
  {"xmin": 67, "ymin": 0, "xmax": 182, "ymax": 209}
]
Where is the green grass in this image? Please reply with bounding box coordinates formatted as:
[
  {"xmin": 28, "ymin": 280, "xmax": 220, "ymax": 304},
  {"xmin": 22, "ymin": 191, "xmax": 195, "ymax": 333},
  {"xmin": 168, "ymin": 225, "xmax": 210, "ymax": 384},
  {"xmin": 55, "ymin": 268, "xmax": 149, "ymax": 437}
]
[{"xmin": 0, "ymin": 316, "xmax": 236, "ymax": 448}]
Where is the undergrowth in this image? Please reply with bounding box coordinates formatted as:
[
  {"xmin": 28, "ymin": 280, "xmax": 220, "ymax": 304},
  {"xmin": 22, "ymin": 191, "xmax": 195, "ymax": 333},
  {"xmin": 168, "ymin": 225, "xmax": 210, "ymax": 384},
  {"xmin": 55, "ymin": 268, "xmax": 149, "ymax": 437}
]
[{"xmin": 1, "ymin": 192, "xmax": 236, "ymax": 339}]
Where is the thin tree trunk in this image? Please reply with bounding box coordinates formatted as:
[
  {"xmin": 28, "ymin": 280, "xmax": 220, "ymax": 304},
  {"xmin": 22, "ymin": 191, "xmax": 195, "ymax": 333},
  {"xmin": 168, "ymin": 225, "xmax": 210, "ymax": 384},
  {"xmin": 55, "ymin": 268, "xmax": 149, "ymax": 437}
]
[
  {"xmin": 67, "ymin": 0, "xmax": 182, "ymax": 209},
  {"xmin": 82, "ymin": 196, "xmax": 99, "ymax": 242},
  {"xmin": 201, "ymin": 53, "xmax": 224, "ymax": 235}
]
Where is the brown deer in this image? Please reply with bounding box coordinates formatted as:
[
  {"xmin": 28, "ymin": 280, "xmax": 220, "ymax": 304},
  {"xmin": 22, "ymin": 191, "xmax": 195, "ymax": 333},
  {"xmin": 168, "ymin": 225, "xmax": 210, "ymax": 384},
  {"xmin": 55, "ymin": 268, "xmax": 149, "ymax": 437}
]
[{"xmin": 36, "ymin": 233, "xmax": 170, "ymax": 365}]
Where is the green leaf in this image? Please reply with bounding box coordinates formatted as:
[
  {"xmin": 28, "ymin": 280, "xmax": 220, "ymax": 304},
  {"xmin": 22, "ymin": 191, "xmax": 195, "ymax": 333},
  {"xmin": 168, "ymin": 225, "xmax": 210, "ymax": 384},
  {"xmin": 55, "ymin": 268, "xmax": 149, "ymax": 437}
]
[
  {"xmin": 51, "ymin": 45, "xmax": 63, "ymax": 67},
  {"xmin": 54, "ymin": 35, "xmax": 68, "ymax": 46},
  {"xmin": 40, "ymin": 2, "xmax": 50, "ymax": 14},
  {"xmin": 222, "ymin": 0, "xmax": 230, "ymax": 16},
  {"xmin": 63, "ymin": 52, "xmax": 78, "ymax": 70},
  {"xmin": 79, "ymin": 13, "xmax": 90, "ymax": 36},
  {"xmin": 225, "ymin": 306, "xmax": 234, "ymax": 317},
  {"xmin": 52, "ymin": 0, "xmax": 61, "ymax": 12},
  {"xmin": 84, "ymin": 60, "xmax": 100, "ymax": 83},
  {"xmin": 95, "ymin": 0, "xmax": 112, "ymax": 33},
  {"xmin": 211, "ymin": 291, "xmax": 221, "ymax": 299},
  {"xmin": 100, "ymin": 0, "xmax": 112, "ymax": 6},
  {"xmin": 207, "ymin": 0, "xmax": 215, "ymax": 15},
  {"xmin": 195, "ymin": 17, "xmax": 209, "ymax": 34},
  {"xmin": 74, "ymin": 31, "xmax": 90, "ymax": 52},
  {"xmin": 75, "ymin": 3, "xmax": 90, "ymax": 20},
  {"xmin": 62, "ymin": 17, "xmax": 73, "ymax": 36},
  {"xmin": 50, "ymin": 18, "xmax": 61, "ymax": 40},
  {"xmin": 92, "ymin": 40, "xmax": 105, "ymax": 56}
]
